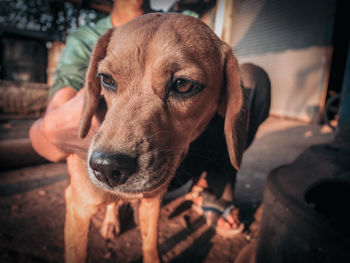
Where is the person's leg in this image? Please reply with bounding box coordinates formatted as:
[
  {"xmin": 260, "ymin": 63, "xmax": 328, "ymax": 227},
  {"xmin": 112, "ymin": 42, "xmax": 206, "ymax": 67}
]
[
  {"xmin": 241, "ymin": 63, "xmax": 271, "ymax": 149},
  {"xmin": 215, "ymin": 62, "xmax": 271, "ymax": 203},
  {"xmin": 199, "ymin": 63, "xmax": 271, "ymax": 234}
]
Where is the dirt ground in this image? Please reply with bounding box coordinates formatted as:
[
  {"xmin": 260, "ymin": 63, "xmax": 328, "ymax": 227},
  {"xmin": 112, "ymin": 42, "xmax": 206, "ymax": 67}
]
[
  {"xmin": 0, "ymin": 162, "xmax": 250, "ymax": 263},
  {"xmin": 0, "ymin": 116, "xmax": 334, "ymax": 263}
]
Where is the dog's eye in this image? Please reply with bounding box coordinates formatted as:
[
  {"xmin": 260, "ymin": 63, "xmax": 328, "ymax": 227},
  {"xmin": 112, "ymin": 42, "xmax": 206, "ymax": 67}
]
[
  {"xmin": 171, "ymin": 78, "xmax": 203, "ymax": 98},
  {"xmin": 98, "ymin": 73, "xmax": 117, "ymax": 90}
]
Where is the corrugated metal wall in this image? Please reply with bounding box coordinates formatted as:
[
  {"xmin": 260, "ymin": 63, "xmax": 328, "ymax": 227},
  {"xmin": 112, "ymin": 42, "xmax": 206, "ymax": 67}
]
[{"xmin": 231, "ymin": 0, "xmax": 336, "ymax": 122}]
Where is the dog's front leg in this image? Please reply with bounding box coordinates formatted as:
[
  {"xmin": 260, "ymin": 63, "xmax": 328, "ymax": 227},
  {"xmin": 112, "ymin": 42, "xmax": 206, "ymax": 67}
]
[
  {"xmin": 65, "ymin": 185, "xmax": 97, "ymax": 263},
  {"xmin": 138, "ymin": 195, "xmax": 162, "ymax": 263},
  {"xmin": 64, "ymin": 154, "xmax": 101, "ymax": 263}
]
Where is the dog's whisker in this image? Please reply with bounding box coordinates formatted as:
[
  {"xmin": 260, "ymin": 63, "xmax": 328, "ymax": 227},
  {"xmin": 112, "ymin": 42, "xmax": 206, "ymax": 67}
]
[{"xmin": 144, "ymin": 130, "xmax": 170, "ymax": 141}]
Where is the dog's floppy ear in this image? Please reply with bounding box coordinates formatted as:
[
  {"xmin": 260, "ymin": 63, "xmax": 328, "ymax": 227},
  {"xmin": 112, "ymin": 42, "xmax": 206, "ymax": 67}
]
[
  {"xmin": 79, "ymin": 29, "xmax": 113, "ymax": 139},
  {"xmin": 218, "ymin": 44, "xmax": 248, "ymax": 170}
]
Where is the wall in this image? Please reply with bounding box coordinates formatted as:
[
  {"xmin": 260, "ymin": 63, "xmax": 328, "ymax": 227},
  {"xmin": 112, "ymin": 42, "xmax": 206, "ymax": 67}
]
[{"xmin": 231, "ymin": 0, "xmax": 335, "ymax": 122}]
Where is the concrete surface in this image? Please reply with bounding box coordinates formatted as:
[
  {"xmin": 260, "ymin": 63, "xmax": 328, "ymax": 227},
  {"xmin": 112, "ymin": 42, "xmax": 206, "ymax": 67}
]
[{"xmin": 236, "ymin": 116, "xmax": 334, "ymax": 221}]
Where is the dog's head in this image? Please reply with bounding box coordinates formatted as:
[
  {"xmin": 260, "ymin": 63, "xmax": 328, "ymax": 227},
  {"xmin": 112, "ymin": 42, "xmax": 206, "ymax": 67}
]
[{"xmin": 80, "ymin": 13, "xmax": 247, "ymax": 198}]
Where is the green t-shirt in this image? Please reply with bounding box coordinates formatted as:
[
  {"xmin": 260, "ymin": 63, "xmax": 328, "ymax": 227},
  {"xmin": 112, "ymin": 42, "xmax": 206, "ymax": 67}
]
[{"xmin": 49, "ymin": 16, "xmax": 112, "ymax": 98}]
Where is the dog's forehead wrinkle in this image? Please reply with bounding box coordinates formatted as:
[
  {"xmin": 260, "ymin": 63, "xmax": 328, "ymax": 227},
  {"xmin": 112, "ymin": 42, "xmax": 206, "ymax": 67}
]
[
  {"xmin": 104, "ymin": 40, "xmax": 147, "ymax": 79},
  {"xmin": 137, "ymin": 46, "xmax": 143, "ymax": 66},
  {"xmin": 102, "ymin": 17, "xmax": 222, "ymax": 92},
  {"xmin": 146, "ymin": 32, "xmax": 220, "ymax": 86},
  {"xmin": 155, "ymin": 17, "xmax": 216, "ymax": 51}
]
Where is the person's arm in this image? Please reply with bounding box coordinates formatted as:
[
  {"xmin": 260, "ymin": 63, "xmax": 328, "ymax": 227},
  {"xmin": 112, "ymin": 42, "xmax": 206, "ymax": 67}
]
[
  {"xmin": 30, "ymin": 87, "xmax": 80, "ymax": 162},
  {"xmin": 46, "ymin": 86, "xmax": 77, "ymax": 112},
  {"xmin": 29, "ymin": 87, "xmax": 104, "ymax": 162},
  {"xmin": 30, "ymin": 25, "xmax": 104, "ymax": 162}
]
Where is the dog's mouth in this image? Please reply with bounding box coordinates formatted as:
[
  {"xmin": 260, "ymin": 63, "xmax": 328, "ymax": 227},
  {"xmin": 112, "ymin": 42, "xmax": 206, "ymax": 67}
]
[
  {"xmin": 88, "ymin": 166, "xmax": 176, "ymax": 197},
  {"xmin": 87, "ymin": 150, "xmax": 181, "ymax": 197}
]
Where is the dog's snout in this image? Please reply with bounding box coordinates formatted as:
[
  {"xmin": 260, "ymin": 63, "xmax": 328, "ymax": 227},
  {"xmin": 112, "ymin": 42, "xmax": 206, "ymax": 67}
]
[{"xmin": 89, "ymin": 151, "xmax": 137, "ymax": 187}]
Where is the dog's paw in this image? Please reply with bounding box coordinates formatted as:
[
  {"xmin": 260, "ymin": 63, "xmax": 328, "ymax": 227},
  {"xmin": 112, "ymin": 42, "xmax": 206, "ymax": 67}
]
[
  {"xmin": 100, "ymin": 220, "xmax": 120, "ymax": 240},
  {"xmin": 100, "ymin": 201, "xmax": 122, "ymax": 240}
]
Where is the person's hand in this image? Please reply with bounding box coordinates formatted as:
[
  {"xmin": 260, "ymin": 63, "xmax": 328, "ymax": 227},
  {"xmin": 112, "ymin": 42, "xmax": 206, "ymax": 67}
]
[{"xmin": 29, "ymin": 87, "xmax": 106, "ymax": 162}]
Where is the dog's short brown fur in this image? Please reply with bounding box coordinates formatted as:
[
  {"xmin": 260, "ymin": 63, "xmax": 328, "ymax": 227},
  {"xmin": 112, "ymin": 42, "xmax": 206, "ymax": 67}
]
[{"xmin": 65, "ymin": 13, "xmax": 247, "ymax": 263}]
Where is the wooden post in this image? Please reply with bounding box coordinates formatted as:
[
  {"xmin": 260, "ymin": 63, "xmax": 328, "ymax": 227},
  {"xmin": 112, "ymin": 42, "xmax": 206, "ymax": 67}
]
[
  {"xmin": 47, "ymin": 41, "xmax": 65, "ymax": 87},
  {"xmin": 215, "ymin": 0, "xmax": 235, "ymax": 44}
]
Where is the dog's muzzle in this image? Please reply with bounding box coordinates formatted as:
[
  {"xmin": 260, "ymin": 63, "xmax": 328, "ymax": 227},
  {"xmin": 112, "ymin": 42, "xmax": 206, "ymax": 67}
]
[{"xmin": 89, "ymin": 150, "xmax": 137, "ymax": 187}]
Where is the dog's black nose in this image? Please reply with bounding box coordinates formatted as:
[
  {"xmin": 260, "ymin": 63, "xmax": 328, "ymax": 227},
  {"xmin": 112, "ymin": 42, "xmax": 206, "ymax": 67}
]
[{"xmin": 89, "ymin": 151, "xmax": 137, "ymax": 187}]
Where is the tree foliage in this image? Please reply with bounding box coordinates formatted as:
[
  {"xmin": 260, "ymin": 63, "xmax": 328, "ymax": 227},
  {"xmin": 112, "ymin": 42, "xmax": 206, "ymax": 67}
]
[{"xmin": 0, "ymin": 0, "xmax": 104, "ymax": 37}]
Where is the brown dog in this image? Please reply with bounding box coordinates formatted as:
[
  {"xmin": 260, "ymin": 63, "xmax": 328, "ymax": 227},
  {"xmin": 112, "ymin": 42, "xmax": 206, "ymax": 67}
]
[{"xmin": 65, "ymin": 13, "xmax": 247, "ymax": 263}]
